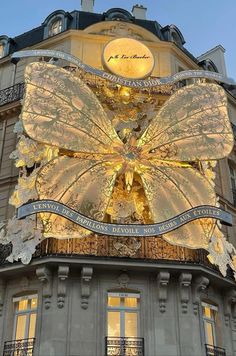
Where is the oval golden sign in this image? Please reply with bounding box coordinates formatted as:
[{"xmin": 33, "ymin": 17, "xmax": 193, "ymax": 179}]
[{"xmin": 102, "ymin": 38, "xmax": 155, "ymax": 79}]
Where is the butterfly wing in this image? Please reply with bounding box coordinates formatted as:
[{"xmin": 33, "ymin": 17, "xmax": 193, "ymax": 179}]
[
  {"xmin": 22, "ymin": 62, "xmax": 123, "ymax": 154},
  {"xmin": 137, "ymin": 83, "xmax": 233, "ymax": 248},
  {"xmin": 21, "ymin": 62, "xmax": 124, "ymax": 229},
  {"xmin": 36, "ymin": 156, "xmax": 121, "ymax": 236},
  {"xmin": 139, "ymin": 164, "xmax": 216, "ymax": 222},
  {"xmin": 138, "ymin": 83, "xmax": 233, "ymax": 161}
]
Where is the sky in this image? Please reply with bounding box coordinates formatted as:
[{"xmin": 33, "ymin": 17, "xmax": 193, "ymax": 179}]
[{"xmin": 0, "ymin": 0, "xmax": 235, "ymax": 79}]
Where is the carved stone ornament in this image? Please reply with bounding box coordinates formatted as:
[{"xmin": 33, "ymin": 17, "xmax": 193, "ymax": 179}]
[
  {"xmin": 117, "ymin": 272, "xmax": 130, "ymax": 289},
  {"xmin": 36, "ymin": 266, "xmax": 52, "ymax": 309},
  {"xmin": 157, "ymin": 271, "xmax": 170, "ymax": 313},
  {"xmin": 223, "ymin": 288, "xmax": 236, "ymax": 326},
  {"xmin": 57, "ymin": 266, "xmax": 69, "ymax": 308},
  {"xmin": 179, "ymin": 273, "xmax": 192, "ymax": 314},
  {"xmin": 192, "ymin": 276, "xmax": 210, "ymax": 315},
  {"xmin": 81, "ymin": 267, "xmax": 93, "ymax": 310},
  {"xmin": 0, "ymin": 279, "xmax": 5, "ymax": 317}
]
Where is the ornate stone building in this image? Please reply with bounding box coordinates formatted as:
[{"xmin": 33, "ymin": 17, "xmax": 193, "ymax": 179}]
[{"xmin": 0, "ymin": 2, "xmax": 236, "ymax": 356}]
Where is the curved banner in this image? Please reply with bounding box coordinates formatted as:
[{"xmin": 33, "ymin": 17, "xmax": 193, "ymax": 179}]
[
  {"xmin": 17, "ymin": 200, "xmax": 232, "ymax": 237},
  {"xmin": 11, "ymin": 50, "xmax": 236, "ymax": 88}
]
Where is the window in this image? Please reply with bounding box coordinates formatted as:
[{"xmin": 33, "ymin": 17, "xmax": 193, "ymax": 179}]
[
  {"xmin": 0, "ymin": 36, "xmax": 10, "ymax": 58},
  {"xmin": 106, "ymin": 292, "xmax": 144, "ymax": 355},
  {"xmin": 0, "ymin": 43, "xmax": 5, "ymax": 58},
  {"xmin": 49, "ymin": 18, "xmax": 63, "ymax": 37},
  {"xmin": 202, "ymin": 302, "xmax": 218, "ymax": 346},
  {"xmin": 13, "ymin": 294, "xmax": 38, "ymax": 341},
  {"xmin": 229, "ymin": 163, "xmax": 236, "ymax": 206},
  {"xmin": 107, "ymin": 292, "xmax": 140, "ymax": 338}
]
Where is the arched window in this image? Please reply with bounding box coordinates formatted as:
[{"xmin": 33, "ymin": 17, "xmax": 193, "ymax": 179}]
[
  {"xmin": 49, "ymin": 18, "xmax": 63, "ymax": 37},
  {"xmin": 43, "ymin": 10, "xmax": 71, "ymax": 39},
  {"xmin": 104, "ymin": 8, "xmax": 134, "ymax": 22},
  {"xmin": 0, "ymin": 43, "xmax": 5, "ymax": 58},
  {"xmin": 0, "ymin": 35, "xmax": 10, "ymax": 58}
]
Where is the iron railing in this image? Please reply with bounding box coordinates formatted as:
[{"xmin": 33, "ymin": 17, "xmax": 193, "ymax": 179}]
[
  {"xmin": 205, "ymin": 344, "xmax": 226, "ymax": 356},
  {"xmin": 3, "ymin": 338, "xmax": 35, "ymax": 356},
  {"xmin": 0, "ymin": 82, "xmax": 24, "ymax": 107},
  {"xmin": 105, "ymin": 337, "xmax": 144, "ymax": 356},
  {"xmin": 0, "ymin": 236, "xmax": 224, "ymax": 276}
]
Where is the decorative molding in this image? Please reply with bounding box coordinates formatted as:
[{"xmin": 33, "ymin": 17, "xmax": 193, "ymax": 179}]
[
  {"xmin": 223, "ymin": 289, "xmax": 236, "ymax": 327},
  {"xmin": 179, "ymin": 273, "xmax": 192, "ymax": 314},
  {"xmin": 192, "ymin": 276, "xmax": 210, "ymax": 315},
  {"xmin": 57, "ymin": 265, "xmax": 69, "ymax": 309},
  {"xmin": 0, "ymin": 278, "xmax": 5, "ymax": 317},
  {"xmin": 36, "ymin": 266, "xmax": 53, "ymax": 309},
  {"xmin": 81, "ymin": 267, "xmax": 93, "ymax": 310},
  {"xmin": 117, "ymin": 272, "xmax": 130, "ymax": 289},
  {"xmin": 157, "ymin": 271, "xmax": 170, "ymax": 313}
]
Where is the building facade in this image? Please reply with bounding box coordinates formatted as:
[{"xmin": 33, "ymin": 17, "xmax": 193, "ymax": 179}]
[{"xmin": 0, "ymin": 2, "xmax": 236, "ymax": 356}]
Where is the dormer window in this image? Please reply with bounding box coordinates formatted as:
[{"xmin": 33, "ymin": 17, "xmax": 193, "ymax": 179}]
[
  {"xmin": 0, "ymin": 43, "xmax": 5, "ymax": 58},
  {"xmin": 0, "ymin": 35, "xmax": 10, "ymax": 58},
  {"xmin": 49, "ymin": 18, "xmax": 63, "ymax": 37},
  {"xmin": 43, "ymin": 10, "xmax": 72, "ymax": 39}
]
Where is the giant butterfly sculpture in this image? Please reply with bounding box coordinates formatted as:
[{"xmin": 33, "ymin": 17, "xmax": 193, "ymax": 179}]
[{"xmin": 19, "ymin": 61, "xmax": 234, "ymax": 252}]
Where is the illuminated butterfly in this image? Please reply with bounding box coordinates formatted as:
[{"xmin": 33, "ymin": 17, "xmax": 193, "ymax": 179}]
[{"xmin": 21, "ymin": 62, "xmax": 233, "ymax": 247}]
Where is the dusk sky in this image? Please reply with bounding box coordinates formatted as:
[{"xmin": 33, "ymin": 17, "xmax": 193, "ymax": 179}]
[{"xmin": 0, "ymin": 0, "xmax": 235, "ymax": 79}]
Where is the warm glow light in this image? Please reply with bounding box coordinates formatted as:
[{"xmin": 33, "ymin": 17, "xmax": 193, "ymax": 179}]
[{"xmin": 102, "ymin": 38, "xmax": 155, "ymax": 79}]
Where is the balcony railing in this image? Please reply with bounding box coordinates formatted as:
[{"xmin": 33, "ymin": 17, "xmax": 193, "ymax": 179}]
[
  {"xmin": 205, "ymin": 344, "xmax": 226, "ymax": 356},
  {"xmin": 33, "ymin": 235, "xmax": 215, "ymax": 266},
  {"xmin": 105, "ymin": 337, "xmax": 144, "ymax": 356},
  {"xmin": 3, "ymin": 338, "xmax": 35, "ymax": 356},
  {"xmin": 0, "ymin": 82, "xmax": 24, "ymax": 107},
  {"xmin": 0, "ymin": 235, "xmax": 224, "ymax": 275}
]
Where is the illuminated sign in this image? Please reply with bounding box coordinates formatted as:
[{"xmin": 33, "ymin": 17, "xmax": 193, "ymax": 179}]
[{"xmin": 102, "ymin": 38, "xmax": 155, "ymax": 79}]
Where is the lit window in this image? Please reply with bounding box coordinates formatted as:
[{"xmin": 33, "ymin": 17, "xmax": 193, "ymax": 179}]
[
  {"xmin": 0, "ymin": 43, "xmax": 5, "ymax": 58},
  {"xmin": 49, "ymin": 19, "xmax": 62, "ymax": 37},
  {"xmin": 202, "ymin": 302, "xmax": 218, "ymax": 346},
  {"xmin": 13, "ymin": 295, "xmax": 38, "ymax": 341},
  {"xmin": 107, "ymin": 292, "xmax": 140, "ymax": 338}
]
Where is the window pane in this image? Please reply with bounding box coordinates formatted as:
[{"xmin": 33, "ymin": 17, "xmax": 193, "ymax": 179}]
[
  {"xmin": 15, "ymin": 315, "xmax": 27, "ymax": 340},
  {"xmin": 125, "ymin": 312, "xmax": 137, "ymax": 337},
  {"xmin": 0, "ymin": 44, "xmax": 4, "ymax": 58},
  {"xmin": 124, "ymin": 297, "xmax": 137, "ymax": 308},
  {"xmin": 203, "ymin": 306, "xmax": 211, "ymax": 319},
  {"xmin": 205, "ymin": 321, "xmax": 214, "ymax": 345},
  {"xmin": 28, "ymin": 313, "xmax": 37, "ymax": 338},
  {"xmin": 31, "ymin": 298, "xmax": 38, "ymax": 309},
  {"xmin": 108, "ymin": 311, "xmax": 120, "ymax": 337},
  {"xmin": 108, "ymin": 297, "xmax": 120, "ymax": 307},
  {"xmin": 18, "ymin": 299, "xmax": 28, "ymax": 311}
]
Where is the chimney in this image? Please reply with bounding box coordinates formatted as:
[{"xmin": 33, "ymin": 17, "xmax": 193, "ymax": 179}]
[
  {"xmin": 132, "ymin": 4, "xmax": 147, "ymax": 20},
  {"xmin": 81, "ymin": 0, "xmax": 94, "ymax": 12}
]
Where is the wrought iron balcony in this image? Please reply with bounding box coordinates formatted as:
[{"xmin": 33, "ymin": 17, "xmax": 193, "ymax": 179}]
[
  {"xmin": 0, "ymin": 82, "xmax": 24, "ymax": 107},
  {"xmin": 33, "ymin": 235, "xmax": 215, "ymax": 266},
  {"xmin": 3, "ymin": 338, "xmax": 35, "ymax": 356},
  {"xmin": 105, "ymin": 337, "xmax": 144, "ymax": 356},
  {"xmin": 0, "ymin": 235, "xmax": 223, "ymax": 275},
  {"xmin": 205, "ymin": 344, "xmax": 226, "ymax": 356}
]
